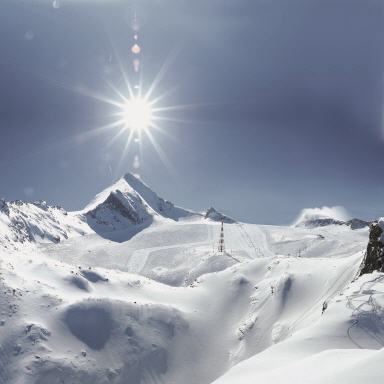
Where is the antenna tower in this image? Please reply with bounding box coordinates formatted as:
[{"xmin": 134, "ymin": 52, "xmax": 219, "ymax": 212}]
[{"xmin": 218, "ymin": 220, "xmax": 226, "ymax": 253}]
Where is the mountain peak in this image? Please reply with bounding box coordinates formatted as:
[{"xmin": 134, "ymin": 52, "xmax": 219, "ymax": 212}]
[
  {"xmin": 123, "ymin": 172, "xmax": 142, "ymax": 185},
  {"xmin": 81, "ymin": 173, "xmax": 197, "ymax": 235},
  {"xmin": 204, "ymin": 207, "xmax": 236, "ymax": 223}
]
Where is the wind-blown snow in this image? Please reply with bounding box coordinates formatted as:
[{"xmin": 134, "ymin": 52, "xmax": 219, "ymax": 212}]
[
  {"xmin": 294, "ymin": 206, "xmax": 350, "ymax": 227},
  {"xmin": 0, "ymin": 175, "xmax": 382, "ymax": 384}
]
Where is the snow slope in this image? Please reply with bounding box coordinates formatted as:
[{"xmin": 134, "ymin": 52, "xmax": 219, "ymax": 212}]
[
  {"xmin": 213, "ymin": 271, "xmax": 384, "ymax": 384},
  {"xmin": 0, "ymin": 175, "xmax": 382, "ymax": 384},
  {"xmin": 0, "ymin": 199, "xmax": 90, "ymax": 251}
]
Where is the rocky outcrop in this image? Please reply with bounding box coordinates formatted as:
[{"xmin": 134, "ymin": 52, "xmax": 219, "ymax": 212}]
[
  {"xmin": 297, "ymin": 217, "xmax": 370, "ymax": 230},
  {"xmin": 204, "ymin": 207, "xmax": 235, "ymax": 224},
  {"xmin": 360, "ymin": 221, "xmax": 384, "ymax": 275},
  {"xmin": 346, "ymin": 218, "xmax": 371, "ymax": 230}
]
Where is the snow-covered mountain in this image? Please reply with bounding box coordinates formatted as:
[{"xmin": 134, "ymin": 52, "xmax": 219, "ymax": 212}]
[
  {"xmin": 0, "ymin": 199, "xmax": 90, "ymax": 250},
  {"xmin": 82, "ymin": 173, "xmax": 197, "ymax": 223},
  {"xmin": 80, "ymin": 173, "xmax": 200, "ymax": 240},
  {"xmin": 0, "ymin": 173, "xmax": 200, "ymax": 248},
  {"xmin": 294, "ymin": 206, "xmax": 370, "ymax": 229},
  {"xmin": 0, "ymin": 175, "xmax": 382, "ymax": 384}
]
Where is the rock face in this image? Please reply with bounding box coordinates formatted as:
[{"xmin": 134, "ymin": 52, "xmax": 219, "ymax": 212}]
[
  {"xmin": 293, "ymin": 206, "xmax": 371, "ymax": 230},
  {"xmin": 204, "ymin": 207, "xmax": 235, "ymax": 223},
  {"xmin": 360, "ymin": 221, "xmax": 384, "ymax": 275},
  {"xmin": 346, "ymin": 218, "xmax": 371, "ymax": 230},
  {"xmin": 83, "ymin": 173, "xmax": 197, "ymax": 237},
  {"xmin": 299, "ymin": 218, "xmax": 345, "ymax": 228},
  {"xmin": 296, "ymin": 216, "xmax": 370, "ymax": 230}
]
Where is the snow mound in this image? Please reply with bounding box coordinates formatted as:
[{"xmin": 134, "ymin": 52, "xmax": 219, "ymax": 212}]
[
  {"xmin": 187, "ymin": 253, "xmax": 238, "ymax": 284},
  {"xmin": 57, "ymin": 299, "xmax": 188, "ymax": 381},
  {"xmin": 64, "ymin": 275, "xmax": 91, "ymax": 291}
]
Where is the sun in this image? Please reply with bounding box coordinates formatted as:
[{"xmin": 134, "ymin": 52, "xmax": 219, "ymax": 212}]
[{"xmin": 122, "ymin": 97, "xmax": 153, "ymax": 132}]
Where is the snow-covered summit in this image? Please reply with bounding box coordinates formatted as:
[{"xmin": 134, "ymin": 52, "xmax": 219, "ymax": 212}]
[{"xmin": 82, "ymin": 173, "xmax": 198, "ymax": 235}]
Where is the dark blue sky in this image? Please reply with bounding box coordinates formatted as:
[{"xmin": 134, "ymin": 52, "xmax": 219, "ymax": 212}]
[{"xmin": 0, "ymin": 0, "xmax": 383, "ymax": 224}]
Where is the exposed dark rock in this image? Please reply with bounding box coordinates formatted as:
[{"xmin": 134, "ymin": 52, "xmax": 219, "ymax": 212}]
[
  {"xmin": 301, "ymin": 218, "xmax": 345, "ymax": 228},
  {"xmin": 204, "ymin": 207, "xmax": 235, "ymax": 223},
  {"xmin": 0, "ymin": 199, "xmax": 9, "ymax": 215},
  {"xmin": 359, "ymin": 222, "xmax": 384, "ymax": 276},
  {"xmin": 103, "ymin": 191, "xmax": 143, "ymax": 224},
  {"xmin": 346, "ymin": 218, "xmax": 370, "ymax": 230},
  {"xmin": 300, "ymin": 217, "xmax": 370, "ymax": 230}
]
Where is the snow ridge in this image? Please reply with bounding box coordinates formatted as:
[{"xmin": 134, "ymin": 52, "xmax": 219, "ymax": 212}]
[
  {"xmin": 0, "ymin": 199, "xmax": 89, "ymax": 250},
  {"xmin": 294, "ymin": 206, "xmax": 370, "ymax": 229},
  {"xmin": 0, "ymin": 173, "xmax": 203, "ymax": 248},
  {"xmin": 82, "ymin": 173, "xmax": 199, "ymax": 237}
]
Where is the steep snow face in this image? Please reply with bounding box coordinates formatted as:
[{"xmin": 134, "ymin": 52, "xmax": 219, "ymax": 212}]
[
  {"xmin": 212, "ymin": 271, "xmax": 384, "ymax": 384},
  {"xmin": 0, "ymin": 199, "xmax": 90, "ymax": 250},
  {"xmin": 81, "ymin": 173, "xmax": 199, "ymax": 236}
]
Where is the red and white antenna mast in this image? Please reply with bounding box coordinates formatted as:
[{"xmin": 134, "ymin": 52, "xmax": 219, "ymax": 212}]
[{"xmin": 218, "ymin": 220, "xmax": 226, "ymax": 253}]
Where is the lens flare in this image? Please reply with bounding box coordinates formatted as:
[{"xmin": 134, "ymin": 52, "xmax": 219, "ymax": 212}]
[
  {"xmin": 131, "ymin": 44, "xmax": 141, "ymax": 54},
  {"xmin": 122, "ymin": 97, "xmax": 153, "ymax": 132}
]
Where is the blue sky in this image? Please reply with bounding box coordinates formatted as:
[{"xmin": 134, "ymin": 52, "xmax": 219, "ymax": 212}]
[{"xmin": 0, "ymin": 0, "xmax": 383, "ymax": 224}]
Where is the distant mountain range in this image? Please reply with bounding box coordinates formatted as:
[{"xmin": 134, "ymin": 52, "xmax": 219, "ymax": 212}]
[{"xmin": 0, "ymin": 173, "xmax": 232, "ymax": 249}]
